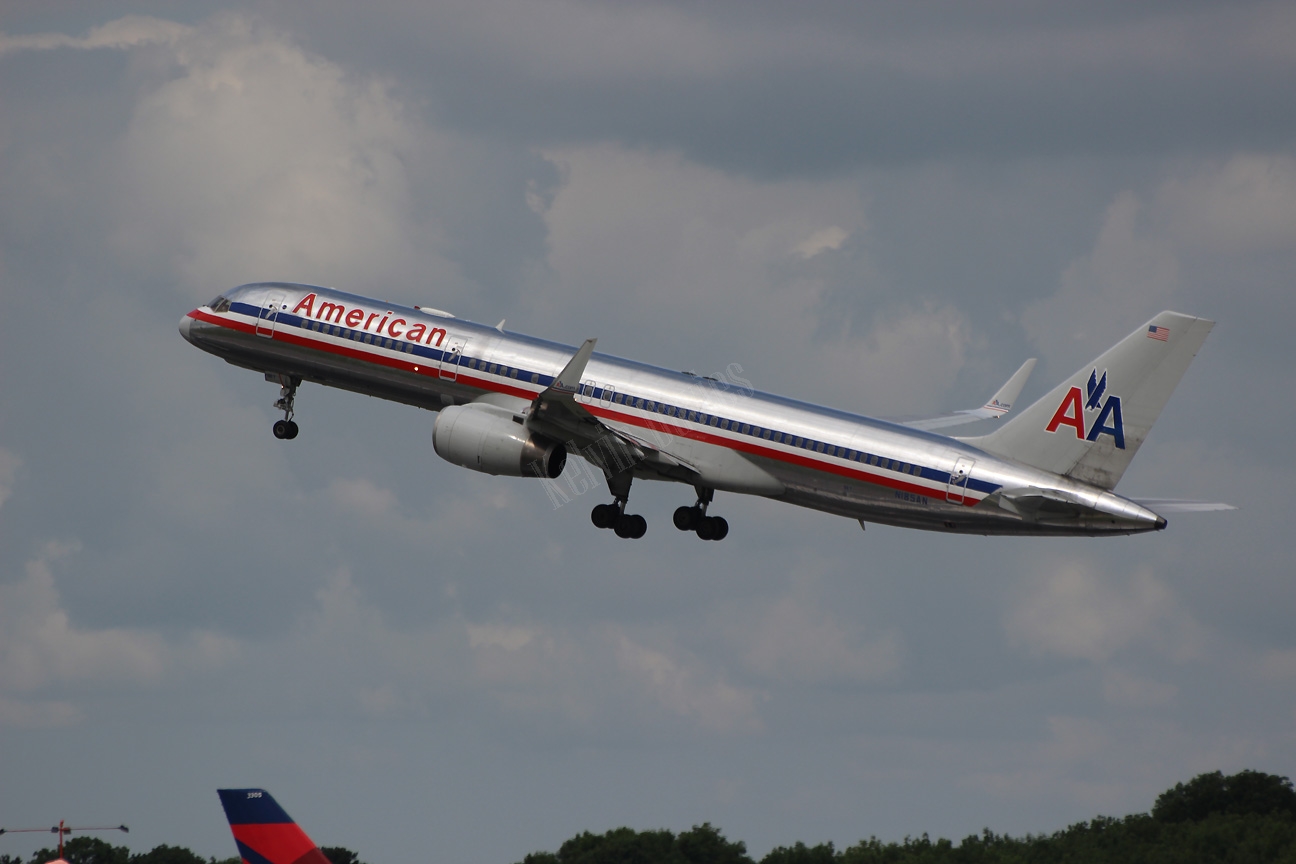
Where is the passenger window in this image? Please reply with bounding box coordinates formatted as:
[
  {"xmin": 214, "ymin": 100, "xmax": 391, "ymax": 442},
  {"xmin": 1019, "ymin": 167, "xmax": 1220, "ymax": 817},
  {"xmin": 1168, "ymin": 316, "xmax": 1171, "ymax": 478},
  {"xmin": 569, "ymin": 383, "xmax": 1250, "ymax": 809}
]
[
  {"xmin": 816, "ymin": 442, "xmax": 825, "ymax": 452},
  {"xmin": 531, "ymin": 373, "xmax": 539, "ymax": 384},
  {"xmin": 636, "ymin": 398, "xmax": 645, "ymax": 409},
  {"xmin": 740, "ymin": 424, "xmax": 749, "ymax": 434}
]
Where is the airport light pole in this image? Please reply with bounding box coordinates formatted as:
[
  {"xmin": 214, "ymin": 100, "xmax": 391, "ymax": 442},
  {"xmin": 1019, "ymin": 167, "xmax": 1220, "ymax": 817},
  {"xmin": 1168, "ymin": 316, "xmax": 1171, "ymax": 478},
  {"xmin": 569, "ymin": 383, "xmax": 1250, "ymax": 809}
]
[{"xmin": 0, "ymin": 822, "xmax": 129, "ymax": 861}]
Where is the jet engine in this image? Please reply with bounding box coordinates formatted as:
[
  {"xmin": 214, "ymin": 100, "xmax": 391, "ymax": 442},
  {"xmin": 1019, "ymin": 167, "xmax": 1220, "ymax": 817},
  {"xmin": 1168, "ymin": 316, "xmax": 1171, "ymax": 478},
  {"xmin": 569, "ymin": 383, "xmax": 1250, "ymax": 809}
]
[{"xmin": 432, "ymin": 404, "xmax": 566, "ymax": 479}]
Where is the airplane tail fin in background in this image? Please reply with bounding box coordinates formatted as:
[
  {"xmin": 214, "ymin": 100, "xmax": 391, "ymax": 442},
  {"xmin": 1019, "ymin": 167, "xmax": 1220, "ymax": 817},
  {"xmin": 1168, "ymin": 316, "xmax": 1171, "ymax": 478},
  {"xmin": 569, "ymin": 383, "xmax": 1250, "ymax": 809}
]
[
  {"xmin": 218, "ymin": 789, "xmax": 332, "ymax": 864},
  {"xmin": 960, "ymin": 312, "xmax": 1214, "ymax": 490}
]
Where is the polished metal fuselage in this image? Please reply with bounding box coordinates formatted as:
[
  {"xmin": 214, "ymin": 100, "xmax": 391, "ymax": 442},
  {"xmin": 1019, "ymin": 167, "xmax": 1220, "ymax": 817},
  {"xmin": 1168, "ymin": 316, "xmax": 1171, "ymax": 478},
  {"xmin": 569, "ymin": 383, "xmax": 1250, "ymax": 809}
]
[{"xmin": 181, "ymin": 282, "xmax": 1164, "ymax": 535}]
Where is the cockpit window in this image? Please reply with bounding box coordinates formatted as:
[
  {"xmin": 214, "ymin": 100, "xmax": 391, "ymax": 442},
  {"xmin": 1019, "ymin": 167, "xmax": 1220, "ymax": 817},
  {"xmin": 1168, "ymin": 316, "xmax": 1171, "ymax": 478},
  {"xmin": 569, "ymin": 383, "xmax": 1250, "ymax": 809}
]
[{"xmin": 208, "ymin": 295, "xmax": 232, "ymax": 313}]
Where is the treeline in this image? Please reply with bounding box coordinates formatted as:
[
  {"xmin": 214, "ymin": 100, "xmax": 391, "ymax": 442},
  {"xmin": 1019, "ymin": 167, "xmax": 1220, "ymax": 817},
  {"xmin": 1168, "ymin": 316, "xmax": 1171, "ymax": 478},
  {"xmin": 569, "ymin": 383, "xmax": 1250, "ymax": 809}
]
[
  {"xmin": 4, "ymin": 771, "xmax": 1293, "ymax": 864},
  {"xmin": 518, "ymin": 771, "xmax": 1296, "ymax": 864}
]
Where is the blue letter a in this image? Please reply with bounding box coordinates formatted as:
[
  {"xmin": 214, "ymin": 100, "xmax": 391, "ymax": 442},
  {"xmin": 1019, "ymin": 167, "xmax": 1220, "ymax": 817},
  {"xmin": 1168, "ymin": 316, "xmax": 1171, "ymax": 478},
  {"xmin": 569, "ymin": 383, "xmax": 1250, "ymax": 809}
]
[{"xmin": 1086, "ymin": 396, "xmax": 1125, "ymax": 448}]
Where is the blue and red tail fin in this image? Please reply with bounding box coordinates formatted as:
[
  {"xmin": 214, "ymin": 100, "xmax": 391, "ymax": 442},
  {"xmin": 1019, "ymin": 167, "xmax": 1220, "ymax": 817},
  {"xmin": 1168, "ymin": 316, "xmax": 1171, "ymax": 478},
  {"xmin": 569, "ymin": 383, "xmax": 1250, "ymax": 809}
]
[{"xmin": 217, "ymin": 789, "xmax": 331, "ymax": 864}]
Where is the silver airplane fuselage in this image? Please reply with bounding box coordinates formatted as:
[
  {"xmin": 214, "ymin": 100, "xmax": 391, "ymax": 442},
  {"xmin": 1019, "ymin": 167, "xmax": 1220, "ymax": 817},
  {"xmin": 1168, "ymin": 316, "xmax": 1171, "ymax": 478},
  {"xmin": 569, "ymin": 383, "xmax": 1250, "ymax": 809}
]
[{"xmin": 181, "ymin": 282, "xmax": 1168, "ymax": 537}]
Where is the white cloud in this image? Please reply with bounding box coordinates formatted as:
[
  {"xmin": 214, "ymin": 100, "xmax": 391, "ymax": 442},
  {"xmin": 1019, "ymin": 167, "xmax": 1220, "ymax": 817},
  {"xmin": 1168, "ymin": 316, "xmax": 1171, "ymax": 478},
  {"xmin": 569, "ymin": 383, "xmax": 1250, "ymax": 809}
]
[
  {"xmin": 0, "ymin": 446, "xmax": 19, "ymax": 511},
  {"xmin": 0, "ymin": 541, "xmax": 240, "ymax": 727},
  {"xmin": 1022, "ymin": 192, "xmax": 1178, "ymax": 356},
  {"xmin": 535, "ymin": 144, "xmax": 968, "ymax": 413},
  {"xmin": 1157, "ymin": 155, "xmax": 1296, "ymax": 255},
  {"xmin": 717, "ymin": 594, "xmax": 901, "ymax": 685},
  {"xmin": 614, "ymin": 634, "xmax": 764, "ymax": 732},
  {"xmin": 327, "ymin": 477, "xmax": 400, "ymax": 519},
  {"xmin": 1022, "ymin": 154, "xmax": 1296, "ymax": 366},
  {"xmin": 1004, "ymin": 561, "xmax": 1203, "ymax": 663},
  {"xmin": 0, "ymin": 541, "xmax": 165, "ymax": 693},
  {"xmin": 0, "ymin": 16, "xmax": 189, "ymax": 55},
  {"xmin": 1100, "ymin": 668, "xmax": 1178, "ymax": 708},
  {"xmin": 102, "ymin": 14, "xmax": 464, "ymax": 297},
  {"xmin": 794, "ymin": 226, "xmax": 850, "ymax": 259}
]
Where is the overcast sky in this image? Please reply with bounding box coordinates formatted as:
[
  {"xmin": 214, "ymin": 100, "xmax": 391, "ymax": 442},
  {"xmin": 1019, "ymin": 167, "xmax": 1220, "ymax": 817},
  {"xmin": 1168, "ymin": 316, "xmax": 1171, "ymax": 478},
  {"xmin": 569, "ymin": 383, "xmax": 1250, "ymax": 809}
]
[{"xmin": 1, "ymin": 2, "xmax": 1294, "ymax": 862}]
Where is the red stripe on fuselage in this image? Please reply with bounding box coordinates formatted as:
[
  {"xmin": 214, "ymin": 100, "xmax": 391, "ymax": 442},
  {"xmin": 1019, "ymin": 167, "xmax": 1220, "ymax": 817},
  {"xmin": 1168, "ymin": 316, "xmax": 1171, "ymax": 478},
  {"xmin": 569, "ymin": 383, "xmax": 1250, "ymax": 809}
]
[{"xmin": 188, "ymin": 310, "xmax": 978, "ymax": 506}]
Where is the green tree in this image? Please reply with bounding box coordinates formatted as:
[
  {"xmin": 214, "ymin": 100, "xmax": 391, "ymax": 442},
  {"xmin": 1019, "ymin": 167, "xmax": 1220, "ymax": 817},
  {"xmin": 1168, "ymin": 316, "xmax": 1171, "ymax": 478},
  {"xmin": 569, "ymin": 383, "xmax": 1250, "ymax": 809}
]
[
  {"xmin": 676, "ymin": 824, "xmax": 751, "ymax": 864},
  {"xmin": 1153, "ymin": 770, "xmax": 1296, "ymax": 823},
  {"xmin": 130, "ymin": 846, "xmax": 206, "ymax": 864},
  {"xmin": 759, "ymin": 841, "xmax": 836, "ymax": 864},
  {"xmin": 59, "ymin": 838, "xmax": 129, "ymax": 864},
  {"xmin": 320, "ymin": 849, "xmax": 366, "ymax": 864}
]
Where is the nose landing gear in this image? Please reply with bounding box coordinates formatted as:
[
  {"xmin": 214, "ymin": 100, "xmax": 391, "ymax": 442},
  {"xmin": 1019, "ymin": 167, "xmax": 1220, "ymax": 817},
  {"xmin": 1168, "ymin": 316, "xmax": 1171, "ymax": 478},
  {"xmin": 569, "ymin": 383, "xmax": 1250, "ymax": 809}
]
[
  {"xmin": 673, "ymin": 487, "xmax": 728, "ymax": 541},
  {"xmin": 268, "ymin": 373, "xmax": 300, "ymax": 440}
]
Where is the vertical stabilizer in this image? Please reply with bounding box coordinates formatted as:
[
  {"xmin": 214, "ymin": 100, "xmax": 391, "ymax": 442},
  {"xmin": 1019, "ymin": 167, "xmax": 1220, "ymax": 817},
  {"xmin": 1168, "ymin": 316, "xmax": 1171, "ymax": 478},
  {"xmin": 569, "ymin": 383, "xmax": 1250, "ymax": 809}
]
[
  {"xmin": 961, "ymin": 312, "xmax": 1213, "ymax": 489},
  {"xmin": 218, "ymin": 789, "xmax": 332, "ymax": 864}
]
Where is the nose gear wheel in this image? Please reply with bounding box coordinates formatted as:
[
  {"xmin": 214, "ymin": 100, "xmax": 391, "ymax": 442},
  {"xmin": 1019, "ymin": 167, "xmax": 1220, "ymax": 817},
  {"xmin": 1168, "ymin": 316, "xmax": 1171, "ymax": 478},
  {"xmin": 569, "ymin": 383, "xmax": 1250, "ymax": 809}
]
[{"xmin": 268, "ymin": 373, "xmax": 301, "ymax": 439}]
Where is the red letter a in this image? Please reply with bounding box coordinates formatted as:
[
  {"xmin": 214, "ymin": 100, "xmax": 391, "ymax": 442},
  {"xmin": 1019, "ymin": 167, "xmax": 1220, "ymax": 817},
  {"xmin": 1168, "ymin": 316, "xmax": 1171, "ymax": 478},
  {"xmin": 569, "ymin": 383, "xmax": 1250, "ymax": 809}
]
[{"xmin": 1045, "ymin": 387, "xmax": 1086, "ymax": 438}]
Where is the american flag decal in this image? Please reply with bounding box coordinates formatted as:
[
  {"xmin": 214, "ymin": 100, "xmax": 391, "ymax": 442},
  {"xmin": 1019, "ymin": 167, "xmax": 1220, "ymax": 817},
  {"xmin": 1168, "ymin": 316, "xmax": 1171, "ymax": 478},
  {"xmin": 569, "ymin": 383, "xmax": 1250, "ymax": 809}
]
[{"xmin": 1147, "ymin": 325, "xmax": 1170, "ymax": 342}]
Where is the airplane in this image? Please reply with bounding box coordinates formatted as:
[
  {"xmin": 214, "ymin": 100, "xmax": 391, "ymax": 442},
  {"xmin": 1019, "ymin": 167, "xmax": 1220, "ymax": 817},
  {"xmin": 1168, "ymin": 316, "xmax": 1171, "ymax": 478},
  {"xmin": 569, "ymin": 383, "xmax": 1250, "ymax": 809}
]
[
  {"xmin": 181, "ymin": 282, "xmax": 1229, "ymax": 540},
  {"xmin": 217, "ymin": 789, "xmax": 331, "ymax": 864}
]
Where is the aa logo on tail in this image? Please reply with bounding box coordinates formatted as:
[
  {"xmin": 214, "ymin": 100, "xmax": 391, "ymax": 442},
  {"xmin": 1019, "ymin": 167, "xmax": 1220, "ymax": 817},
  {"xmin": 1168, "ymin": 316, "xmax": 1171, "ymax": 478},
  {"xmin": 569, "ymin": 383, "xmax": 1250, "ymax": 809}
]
[{"xmin": 1045, "ymin": 368, "xmax": 1125, "ymax": 448}]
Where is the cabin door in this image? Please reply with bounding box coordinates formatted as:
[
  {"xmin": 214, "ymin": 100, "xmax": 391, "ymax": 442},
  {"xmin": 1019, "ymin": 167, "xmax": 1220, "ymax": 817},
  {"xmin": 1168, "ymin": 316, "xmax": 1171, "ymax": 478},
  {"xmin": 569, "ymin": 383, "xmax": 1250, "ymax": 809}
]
[
  {"xmin": 946, "ymin": 457, "xmax": 975, "ymax": 504},
  {"xmin": 438, "ymin": 339, "xmax": 465, "ymax": 381},
  {"xmin": 256, "ymin": 291, "xmax": 287, "ymax": 337}
]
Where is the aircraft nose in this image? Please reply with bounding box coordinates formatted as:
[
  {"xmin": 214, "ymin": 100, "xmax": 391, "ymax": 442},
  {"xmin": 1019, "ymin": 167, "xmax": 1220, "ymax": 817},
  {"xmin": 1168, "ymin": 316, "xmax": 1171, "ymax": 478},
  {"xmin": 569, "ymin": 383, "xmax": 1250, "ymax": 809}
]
[{"xmin": 179, "ymin": 311, "xmax": 195, "ymax": 344}]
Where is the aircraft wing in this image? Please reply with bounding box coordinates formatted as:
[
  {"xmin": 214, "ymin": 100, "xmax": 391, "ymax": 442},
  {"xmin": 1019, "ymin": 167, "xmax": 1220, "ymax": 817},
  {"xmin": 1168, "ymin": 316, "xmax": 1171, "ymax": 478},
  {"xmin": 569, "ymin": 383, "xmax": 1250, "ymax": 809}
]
[
  {"xmin": 899, "ymin": 358, "xmax": 1037, "ymax": 432},
  {"xmin": 525, "ymin": 339, "xmax": 699, "ymax": 479}
]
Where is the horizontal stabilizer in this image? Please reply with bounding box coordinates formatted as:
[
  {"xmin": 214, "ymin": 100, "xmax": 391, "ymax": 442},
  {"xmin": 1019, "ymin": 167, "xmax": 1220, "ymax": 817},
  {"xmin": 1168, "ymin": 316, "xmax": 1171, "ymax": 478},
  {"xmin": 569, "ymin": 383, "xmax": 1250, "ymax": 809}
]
[{"xmin": 903, "ymin": 358, "xmax": 1036, "ymax": 431}]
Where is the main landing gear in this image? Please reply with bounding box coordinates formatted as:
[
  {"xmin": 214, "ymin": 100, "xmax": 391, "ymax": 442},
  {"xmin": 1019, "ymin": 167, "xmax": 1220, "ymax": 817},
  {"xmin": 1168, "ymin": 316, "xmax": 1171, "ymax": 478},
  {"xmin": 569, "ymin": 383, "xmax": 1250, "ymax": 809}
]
[
  {"xmin": 269, "ymin": 374, "xmax": 300, "ymax": 440},
  {"xmin": 673, "ymin": 486, "xmax": 728, "ymax": 541},
  {"xmin": 591, "ymin": 469, "xmax": 647, "ymax": 539}
]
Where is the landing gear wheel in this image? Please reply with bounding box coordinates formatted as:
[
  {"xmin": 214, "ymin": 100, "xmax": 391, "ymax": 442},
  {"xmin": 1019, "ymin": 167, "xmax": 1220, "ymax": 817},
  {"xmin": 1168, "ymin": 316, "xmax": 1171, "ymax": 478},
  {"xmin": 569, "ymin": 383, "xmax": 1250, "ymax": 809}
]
[
  {"xmin": 591, "ymin": 503, "xmax": 619, "ymax": 529},
  {"xmin": 269, "ymin": 374, "xmax": 302, "ymax": 440},
  {"xmin": 673, "ymin": 505, "xmax": 701, "ymax": 531},
  {"xmin": 696, "ymin": 516, "xmax": 728, "ymax": 541},
  {"xmin": 614, "ymin": 513, "xmax": 647, "ymax": 539}
]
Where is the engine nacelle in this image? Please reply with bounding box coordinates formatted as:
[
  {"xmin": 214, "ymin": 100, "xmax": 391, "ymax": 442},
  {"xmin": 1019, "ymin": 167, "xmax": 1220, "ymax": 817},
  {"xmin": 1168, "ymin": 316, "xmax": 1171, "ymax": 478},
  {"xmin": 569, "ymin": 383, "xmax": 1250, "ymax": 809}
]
[{"xmin": 432, "ymin": 404, "xmax": 566, "ymax": 479}]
